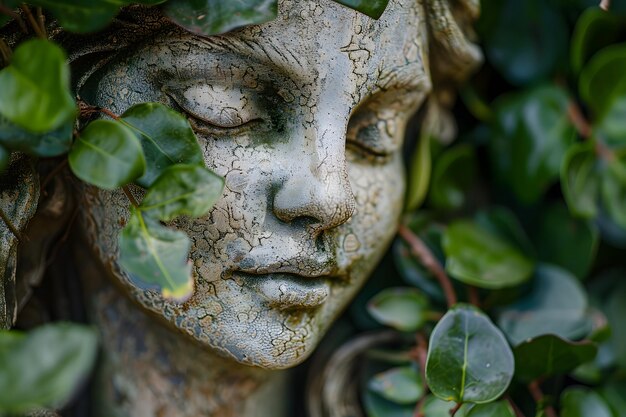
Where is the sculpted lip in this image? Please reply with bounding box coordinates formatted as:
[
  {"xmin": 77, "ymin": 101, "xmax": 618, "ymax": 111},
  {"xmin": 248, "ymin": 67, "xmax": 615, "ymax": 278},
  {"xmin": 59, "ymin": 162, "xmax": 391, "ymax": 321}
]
[{"xmin": 235, "ymin": 271, "xmax": 331, "ymax": 310}]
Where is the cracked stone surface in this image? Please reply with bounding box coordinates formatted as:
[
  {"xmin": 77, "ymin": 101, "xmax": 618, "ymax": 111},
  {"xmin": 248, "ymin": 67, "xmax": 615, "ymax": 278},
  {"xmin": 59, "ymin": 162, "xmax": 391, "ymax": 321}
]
[{"xmin": 74, "ymin": 0, "xmax": 431, "ymax": 415}]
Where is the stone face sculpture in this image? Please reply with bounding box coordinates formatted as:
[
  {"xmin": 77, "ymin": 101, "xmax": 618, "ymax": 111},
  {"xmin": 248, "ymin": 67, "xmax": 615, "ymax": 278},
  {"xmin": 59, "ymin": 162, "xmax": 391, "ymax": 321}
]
[{"xmin": 1, "ymin": 0, "xmax": 480, "ymax": 416}]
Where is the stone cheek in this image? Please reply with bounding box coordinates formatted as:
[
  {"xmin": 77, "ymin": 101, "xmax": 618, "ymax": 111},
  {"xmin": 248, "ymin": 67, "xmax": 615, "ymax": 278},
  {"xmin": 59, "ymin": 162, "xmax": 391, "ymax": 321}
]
[{"xmin": 79, "ymin": 0, "xmax": 429, "ymax": 371}]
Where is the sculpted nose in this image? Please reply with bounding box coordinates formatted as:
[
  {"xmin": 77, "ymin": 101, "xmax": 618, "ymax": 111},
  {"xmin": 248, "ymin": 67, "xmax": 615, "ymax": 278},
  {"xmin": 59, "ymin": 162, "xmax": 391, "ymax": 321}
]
[{"xmin": 272, "ymin": 155, "xmax": 356, "ymax": 232}]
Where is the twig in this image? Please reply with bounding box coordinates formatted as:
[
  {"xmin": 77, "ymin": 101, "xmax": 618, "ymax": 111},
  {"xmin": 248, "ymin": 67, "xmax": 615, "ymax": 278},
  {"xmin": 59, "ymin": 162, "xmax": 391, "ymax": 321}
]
[
  {"xmin": 99, "ymin": 107, "xmax": 121, "ymax": 121},
  {"xmin": 413, "ymin": 395, "xmax": 428, "ymax": 417},
  {"xmin": 528, "ymin": 380, "xmax": 557, "ymax": 417},
  {"xmin": 450, "ymin": 403, "xmax": 462, "ymax": 416},
  {"xmin": 0, "ymin": 3, "xmax": 27, "ymax": 33},
  {"xmin": 0, "ymin": 206, "xmax": 22, "ymax": 241},
  {"xmin": 77, "ymin": 99, "xmax": 121, "ymax": 121},
  {"xmin": 600, "ymin": 0, "xmax": 611, "ymax": 11},
  {"xmin": 36, "ymin": 7, "xmax": 46, "ymax": 38},
  {"xmin": 0, "ymin": 37, "xmax": 11, "ymax": 66},
  {"xmin": 20, "ymin": 5, "xmax": 45, "ymax": 38},
  {"xmin": 122, "ymin": 185, "xmax": 139, "ymax": 208},
  {"xmin": 468, "ymin": 285, "xmax": 481, "ymax": 308},
  {"xmin": 398, "ymin": 224, "xmax": 458, "ymax": 308},
  {"xmin": 567, "ymin": 101, "xmax": 592, "ymax": 139},
  {"xmin": 506, "ymin": 395, "xmax": 527, "ymax": 417}
]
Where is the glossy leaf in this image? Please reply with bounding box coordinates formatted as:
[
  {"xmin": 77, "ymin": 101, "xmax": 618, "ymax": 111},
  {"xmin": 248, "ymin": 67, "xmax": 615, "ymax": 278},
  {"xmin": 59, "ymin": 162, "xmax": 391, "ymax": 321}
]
[
  {"xmin": 442, "ymin": 221, "xmax": 534, "ymax": 289},
  {"xmin": 363, "ymin": 390, "xmax": 414, "ymax": 417},
  {"xmin": 477, "ymin": 0, "xmax": 568, "ymax": 85},
  {"xmin": 367, "ymin": 287, "xmax": 430, "ymax": 332},
  {"xmin": 368, "ymin": 366, "xmax": 423, "ymax": 405},
  {"xmin": 489, "ymin": 85, "xmax": 576, "ymax": 203},
  {"xmin": 465, "ymin": 401, "xmax": 516, "ymax": 417},
  {"xmin": 513, "ymin": 335, "xmax": 598, "ymax": 382},
  {"xmin": 561, "ymin": 387, "xmax": 613, "ymax": 417},
  {"xmin": 421, "ymin": 396, "xmax": 458, "ymax": 417},
  {"xmin": 331, "ymin": 0, "xmax": 389, "ymax": 19},
  {"xmin": 600, "ymin": 382, "xmax": 626, "ymax": 417},
  {"xmin": 533, "ymin": 204, "xmax": 598, "ymax": 279},
  {"xmin": 69, "ymin": 120, "xmax": 146, "ymax": 190},
  {"xmin": 0, "ymin": 114, "xmax": 73, "ymax": 157},
  {"xmin": 140, "ymin": 164, "xmax": 224, "ymax": 222},
  {"xmin": 426, "ymin": 304, "xmax": 514, "ymax": 404},
  {"xmin": 0, "ymin": 39, "xmax": 75, "ymax": 133},
  {"xmin": 561, "ymin": 142, "xmax": 601, "ymax": 219},
  {"xmin": 406, "ymin": 134, "xmax": 431, "ymax": 211},
  {"xmin": 605, "ymin": 281, "xmax": 626, "ymax": 368},
  {"xmin": 571, "ymin": 8, "xmax": 626, "ymax": 74},
  {"xmin": 0, "ymin": 323, "xmax": 98, "ymax": 413},
  {"xmin": 121, "ymin": 102, "xmax": 204, "ymax": 188},
  {"xmin": 119, "ymin": 208, "xmax": 193, "ymax": 301},
  {"xmin": 601, "ymin": 157, "xmax": 626, "ymax": 230},
  {"xmin": 498, "ymin": 264, "xmax": 590, "ymax": 345},
  {"xmin": 164, "ymin": 0, "xmax": 278, "ymax": 37},
  {"xmin": 475, "ymin": 207, "xmax": 536, "ymax": 258},
  {"xmin": 429, "ymin": 145, "xmax": 478, "ymax": 211}
]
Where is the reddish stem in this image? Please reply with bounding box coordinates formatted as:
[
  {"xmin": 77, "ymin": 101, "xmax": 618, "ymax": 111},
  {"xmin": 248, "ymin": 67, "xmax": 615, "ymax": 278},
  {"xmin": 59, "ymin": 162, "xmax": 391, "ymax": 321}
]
[
  {"xmin": 567, "ymin": 102, "xmax": 592, "ymax": 139},
  {"xmin": 450, "ymin": 403, "xmax": 462, "ymax": 416},
  {"xmin": 398, "ymin": 224, "xmax": 457, "ymax": 308},
  {"xmin": 468, "ymin": 285, "xmax": 481, "ymax": 308},
  {"xmin": 528, "ymin": 380, "xmax": 558, "ymax": 417}
]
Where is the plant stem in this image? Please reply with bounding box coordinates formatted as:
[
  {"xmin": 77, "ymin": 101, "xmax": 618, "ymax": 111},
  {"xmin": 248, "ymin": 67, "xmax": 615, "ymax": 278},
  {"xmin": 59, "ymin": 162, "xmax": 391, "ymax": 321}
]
[
  {"xmin": 122, "ymin": 185, "xmax": 139, "ymax": 208},
  {"xmin": 0, "ymin": 37, "xmax": 11, "ymax": 66},
  {"xmin": 567, "ymin": 101, "xmax": 592, "ymax": 139},
  {"xmin": 450, "ymin": 403, "xmax": 462, "ymax": 416},
  {"xmin": 528, "ymin": 380, "xmax": 558, "ymax": 417},
  {"xmin": 398, "ymin": 224, "xmax": 458, "ymax": 308},
  {"xmin": 20, "ymin": 5, "xmax": 45, "ymax": 38},
  {"xmin": 0, "ymin": 207, "xmax": 22, "ymax": 241},
  {"xmin": 99, "ymin": 107, "xmax": 121, "ymax": 121},
  {"xmin": 506, "ymin": 395, "xmax": 527, "ymax": 417},
  {"xmin": 468, "ymin": 285, "xmax": 480, "ymax": 307},
  {"xmin": 36, "ymin": 7, "xmax": 46, "ymax": 38},
  {"xmin": 0, "ymin": 3, "xmax": 27, "ymax": 33}
]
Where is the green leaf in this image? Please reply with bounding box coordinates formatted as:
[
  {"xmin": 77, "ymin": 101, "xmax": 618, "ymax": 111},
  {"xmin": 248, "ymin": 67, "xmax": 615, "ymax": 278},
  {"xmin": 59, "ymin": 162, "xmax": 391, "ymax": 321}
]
[
  {"xmin": 331, "ymin": 0, "xmax": 389, "ymax": 19},
  {"xmin": 442, "ymin": 221, "xmax": 534, "ymax": 289},
  {"xmin": 120, "ymin": 102, "xmax": 204, "ymax": 188},
  {"xmin": 405, "ymin": 134, "xmax": 431, "ymax": 212},
  {"xmin": 0, "ymin": 39, "xmax": 75, "ymax": 133},
  {"xmin": 605, "ymin": 281, "xmax": 626, "ymax": 368},
  {"xmin": 465, "ymin": 401, "xmax": 516, "ymax": 417},
  {"xmin": 475, "ymin": 207, "xmax": 536, "ymax": 259},
  {"xmin": 421, "ymin": 396, "xmax": 458, "ymax": 417},
  {"xmin": 489, "ymin": 85, "xmax": 576, "ymax": 203},
  {"xmin": 426, "ymin": 304, "xmax": 514, "ymax": 404},
  {"xmin": 69, "ymin": 120, "xmax": 146, "ymax": 190},
  {"xmin": 580, "ymin": 44, "xmax": 626, "ymax": 121},
  {"xmin": 429, "ymin": 145, "xmax": 478, "ymax": 211},
  {"xmin": 601, "ymin": 157, "xmax": 626, "ymax": 230},
  {"xmin": 561, "ymin": 387, "xmax": 613, "ymax": 417},
  {"xmin": 599, "ymin": 382, "xmax": 626, "ymax": 417},
  {"xmin": 368, "ymin": 366, "xmax": 423, "ymax": 405},
  {"xmin": 367, "ymin": 287, "xmax": 430, "ymax": 332},
  {"xmin": 0, "ymin": 323, "xmax": 98, "ymax": 413},
  {"xmin": 513, "ymin": 335, "xmax": 598, "ymax": 382},
  {"xmin": 163, "ymin": 0, "xmax": 278, "ymax": 37},
  {"xmin": 497, "ymin": 264, "xmax": 590, "ymax": 346},
  {"xmin": 363, "ymin": 390, "xmax": 414, "ymax": 417},
  {"xmin": 140, "ymin": 164, "xmax": 224, "ymax": 222},
  {"xmin": 0, "ymin": 114, "xmax": 73, "ymax": 157},
  {"xmin": 561, "ymin": 142, "xmax": 601, "ymax": 219},
  {"xmin": 477, "ymin": 0, "xmax": 568, "ymax": 85},
  {"xmin": 119, "ymin": 208, "xmax": 193, "ymax": 301},
  {"xmin": 533, "ymin": 204, "xmax": 598, "ymax": 279}
]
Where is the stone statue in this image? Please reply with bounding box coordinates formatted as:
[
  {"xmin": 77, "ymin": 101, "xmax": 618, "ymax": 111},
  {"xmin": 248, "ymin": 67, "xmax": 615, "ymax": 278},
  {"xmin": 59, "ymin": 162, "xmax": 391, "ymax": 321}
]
[{"xmin": 2, "ymin": 1, "xmax": 480, "ymax": 416}]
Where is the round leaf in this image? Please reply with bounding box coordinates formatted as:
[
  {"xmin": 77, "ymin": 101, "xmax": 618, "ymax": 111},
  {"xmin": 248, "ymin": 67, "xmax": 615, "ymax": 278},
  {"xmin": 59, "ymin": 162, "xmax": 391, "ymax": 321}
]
[
  {"xmin": 0, "ymin": 114, "xmax": 73, "ymax": 157},
  {"xmin": 561, "ymin": 387, "xmax": 613, "ymax": 417},
  {"xmin": 363, "ymin": 390, "xmax": 414, "ymax": 417},
  {"xmin": 119, "ymin": 208, "xmax": 193, "ymax": 301},
  {"xmin": 497, "ymin": 264, "xmax": 590, "ymax": 345},
  {"xmin": 465, "ymin": 401, "xmax": 516, "ymax": 417},
  {"xmin": 429, "ymin": 145, "xmax": 478, "ymax": 211},
  {"xmin": 0, "ymin": 323, "xmax": 98, "ymax": 413},
  {"xmin": 601, "ymin": 157, "xmax": 626, "ymax": 230},
  {"xmin": 120, "ymin": 102, "xmax": 204, "ymax": 188},
  {"xmin": 69, "ymin": 120, "xmax": 146, "ymax": 190},
  {"xmin": 368, "ymin": 366, "xmax": 423, "ymax": 405},
  {"xmin": 426, "ymin": 304, "xmax": 514, "ymax": 404},
  {"xmin": 561, "ymin": 142, "xmax": 601, "ymax": 219},
  {"xmin": 513, "ymin": 335, "xmax": 598, "ymax": 382},
  {"xmin": 367, "ymin": 287, "xmax": 430, "ymax": 332},
  {"xmin": 164, "ymin": 0, "xmax": 278, "ymax": 37},
  {"xmin": 0, "ymin": 39, "xmax": 75, "ymax": 133},
  {"xmin": 442, "ymin": 221, "xmax": 534, "ymax": 289},
  {"xmin": 140, "ymin": 164, "xmax": 224, "ymax": 222}
]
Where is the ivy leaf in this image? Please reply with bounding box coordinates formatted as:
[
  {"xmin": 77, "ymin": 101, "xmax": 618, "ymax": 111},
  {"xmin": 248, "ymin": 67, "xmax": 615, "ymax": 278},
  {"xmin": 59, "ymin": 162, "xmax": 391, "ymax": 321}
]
[
  {"xmin": 442, "ymin": 221, "xmax": 534, "ymax": 289},
  {"xmin": 368, "ymin": 366, "xmax": 423, "ymax": 405},
  {"xmin": 367, "ymin": 288, "xmax": 430, "ymax": 332},
  {"xmin": 426, "ymin": 304, "xmax": 514, "ymax": 404},
  {"xmin": 164, "ymin": 0, "xmax": 278, "ymax": 37},
  {"xmin": 429, "ymin": 145, "xmax": 478, "ymax": 211},
  {"xmin": 561, "ymin": 387, "xmax": 613, "ymax": 417},
  {"xmin": 405, "ymin": 133, "xmax": 431, "ymax": 212},
  {"xmin": 331, "ymin": 0, "xmax": 389, "ymax": 19},
  {"xmin": 464, "ymin": 401, "xmax": 516, "ymax": 417},
  {"xmin": 119, "ymin": 208, "xmax": 193, "ymax": 301},
  {"xmin": 513, "ymin": 335, "xmax": 598, "ymax": 382},
  {"xmin": 69, "ymin": 120, "xmax": 146, "ymax": 190},
  {"xmin": 599, "ymin": 382, "xmax": 626, "ymax": 417},
  {"xmin": 0, "ymin": 39, "xmax": 75, "ymax": 134},
  {"xmin": 561, "ymin": 142, "xmax": 601, "ymax": 219},
  {"xmin": 120, "ymin": 103, "xmax": 204, "ymax": 188},
  {"xmin": 421, "ymin": 396, "xmax": 458, "ymax": 417},
  {"xmin": 489, "ymin": 85, "xmax": 576, "ymax": 203},
  {"xmin": 140, "ymin": 164, "xmax": 224, "ymax": 222},
  {"xmin": 0, "ymin": 323, "xmax": 98, "ymax": 414},
  {"xmin": 600, "ymin": 157, "xmax": 626, "ymax": 230},
  {"xmin": 0, "ymin": 115, "xmax": 72, "ymax": 158},
  {"xmin": 497, "ymin": 264, "xmax": 590, "ymax": 345}
]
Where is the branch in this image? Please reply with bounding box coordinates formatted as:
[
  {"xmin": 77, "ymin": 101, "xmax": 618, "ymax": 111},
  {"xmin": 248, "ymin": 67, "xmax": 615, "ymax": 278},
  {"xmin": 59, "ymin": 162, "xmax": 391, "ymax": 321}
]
[{"xmin": 398, "ymin": 224, "xmax": 458, "ymax": 308}]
